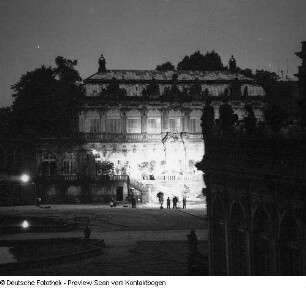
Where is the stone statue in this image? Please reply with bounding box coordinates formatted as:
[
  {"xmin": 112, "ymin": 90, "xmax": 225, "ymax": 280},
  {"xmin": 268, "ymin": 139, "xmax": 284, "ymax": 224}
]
[
  {"xmin": 229, "ymin": 55, "xmax": 237, "ymax": 72},
  {"xmin": 98, "ymin": 54, "xmax": 106, "ymax": 72}
]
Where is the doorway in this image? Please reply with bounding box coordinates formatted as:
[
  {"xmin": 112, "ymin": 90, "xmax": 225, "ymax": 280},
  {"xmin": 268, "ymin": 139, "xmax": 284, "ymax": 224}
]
[{"xmin": 116, "ymin": 187, "xmax": 123, "ymax": 201}]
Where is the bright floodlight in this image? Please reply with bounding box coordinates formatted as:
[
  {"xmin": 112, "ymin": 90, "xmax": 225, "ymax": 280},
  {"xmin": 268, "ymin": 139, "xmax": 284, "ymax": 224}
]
[
  {"xmin": 20, "ymin": 174, "xmax": 30, "ymax": 183},
  {"xmin": 21, "ymin": 220, "xmax": 30, "ymax": 229}
]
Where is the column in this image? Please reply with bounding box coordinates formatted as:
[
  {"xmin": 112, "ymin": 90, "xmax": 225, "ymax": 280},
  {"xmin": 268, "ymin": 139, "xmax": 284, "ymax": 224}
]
[
  {"xmin": 161, "ymin": 108, "xmax": 169, "ymax": 133},
  {"xmin": 100, "ymin": 109, "xmax": 106, "ymax": 133},
  {"xmin": 140, "ymin": 108, "xmax": 148, "ymax": 134},
  {"xmin": 120, "ymin": 109, "xmax": 127, "ymax": 134},
  {"xmin": 78, "ymin": 111, "xmax": 86, "ymax": 133},
  {"xmin": 183, "ymin": 108, "xmax": 191, "ymax": 133}
]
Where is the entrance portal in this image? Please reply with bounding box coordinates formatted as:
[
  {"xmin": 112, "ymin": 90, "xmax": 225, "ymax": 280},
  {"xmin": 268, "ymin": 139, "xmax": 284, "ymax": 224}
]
[{"xmin": 116, "ymin": 187, "xmax": 123, "ymax": 201}]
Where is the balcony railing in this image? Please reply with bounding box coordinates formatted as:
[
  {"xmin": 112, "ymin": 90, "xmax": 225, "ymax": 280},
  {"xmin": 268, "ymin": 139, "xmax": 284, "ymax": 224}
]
[
  {"xmin": 81, "ymin": 132, "xmax": 203, "ymax": 142},
  {"xmin": 91, "ymin": 174, "xmax": 128, "ymax": 181},
  {"xmin": 139, "ymin": 174, "xmax": 203, "ymax": 182},
  {"xmin": 37, "ymin": 174, "xmax": 129, "ymax": 183}
]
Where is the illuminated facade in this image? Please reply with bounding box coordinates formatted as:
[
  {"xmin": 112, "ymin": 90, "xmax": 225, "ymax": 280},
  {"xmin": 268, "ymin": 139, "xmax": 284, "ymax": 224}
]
[{"xmin": 36, "ymin": 67, "xmax": 265, "ymax": 204}]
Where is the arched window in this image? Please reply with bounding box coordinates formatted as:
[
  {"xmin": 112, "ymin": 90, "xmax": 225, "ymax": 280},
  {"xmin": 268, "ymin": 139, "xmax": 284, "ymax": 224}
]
[
  {"xmin": 279, "ymin": 214, "xmax": 302, "ymax": 275},
  {"xmin": 230, "ymin": 203, "xmax": 247, "ymax": 275},
  {"xmin": 41, "ymin": 152, "xmax": 57, "ymax": 176},
  {"xmin": 62, "ymin": 152, "xmax": 77, "ymax": 175},
  {"xmin": 211, "ymin": 197, "xmax": 227, "ymax": 275},
  {"xmin": 252, "ymin": 208, "xmax": 272, "ymax": 275}
]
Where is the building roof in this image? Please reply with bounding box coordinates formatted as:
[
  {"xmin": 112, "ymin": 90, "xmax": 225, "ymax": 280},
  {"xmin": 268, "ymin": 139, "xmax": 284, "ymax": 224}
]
[{"xmin": 84, "ymin": 70, "xmax": 255, "ymax": 83}]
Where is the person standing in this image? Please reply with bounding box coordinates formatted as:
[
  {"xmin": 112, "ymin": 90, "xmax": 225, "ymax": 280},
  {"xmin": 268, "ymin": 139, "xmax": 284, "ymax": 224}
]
[
  {"xmin": 187, "ymin": 229, "xmax": 199, "ymax": 255},
  {"xmin": 173, "ymin": 196, "xmax": 178, "ymax": 209},
  {"xmin": 183, "ymin": 197, "xmax": 187, "ymax": 209},
  {"xmin": 132, "ymin": 196, "xmax": 136, "ymax": 208},
  {"xmin": 166, "ymin": 197, "xmax": 171, "ymax": 209}
]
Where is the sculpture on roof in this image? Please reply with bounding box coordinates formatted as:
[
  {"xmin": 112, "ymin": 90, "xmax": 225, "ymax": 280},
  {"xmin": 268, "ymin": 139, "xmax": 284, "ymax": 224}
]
[
  {"xmin": 98, "ymin": 54, "xmax": 106, "ymax": 72},
  {"xmin": 229, "ymin": 55, "xmax": 237, "ymax": 72}
]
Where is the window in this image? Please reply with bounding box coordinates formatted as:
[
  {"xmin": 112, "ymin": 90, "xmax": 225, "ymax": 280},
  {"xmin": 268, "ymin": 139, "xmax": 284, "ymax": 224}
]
[
  {"xmin": 126, "ymin": 118, "xmax": 141, "ymax": 133},
  {"xmin": 90, "ymin": 118, "xmax": 101, "ymax": 133},
  {"xmin": 63, "ymin": 152, "xmax": 77, "ymax": 175},
  {"xmin": 189, "ymin": 118, "xmax": 201, "ymax": 133},
  {"xmin": 41, "ymin": 152, "xmax": 57, "ymax": 176},
  {"xmin": 147, "ymin": 118, "xmax": 161, "ymax": 134},
  {"xmin": 169, "ymin": 118, "xmax": 182, "ymax": 133},
  {"xmin": 106, "ymin": 118, "xmax": 121, "ymax": 133}
]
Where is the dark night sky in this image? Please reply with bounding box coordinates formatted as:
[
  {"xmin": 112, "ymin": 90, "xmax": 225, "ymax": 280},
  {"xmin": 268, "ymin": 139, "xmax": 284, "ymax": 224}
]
[{"xmin": 0, "ymin": 0, "xmax": 305, "ymax": 107}]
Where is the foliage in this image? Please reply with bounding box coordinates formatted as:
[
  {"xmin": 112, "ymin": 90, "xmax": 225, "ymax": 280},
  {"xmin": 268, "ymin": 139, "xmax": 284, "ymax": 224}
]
[
  {"xmin": 238, "ymin": 68, "xmax": 253, "ymax": 78},
  {"xmin": 253, "ymin": 70, "xmax": 279, "ymax": 95},
  {"xmin": 264, "ymin": 104, "xmax": 289, "ymax": 132},
  {"xmin": 10, "ymin": 57, "xmax": 84, "ymax": 139},
  {"xmin": 0, "ymin": 107, "xmax": 12, "ymax": 137},
  {"xmin": 97, "ymin": 161, "xmax": 114, "ymax": 175},
  {"xmin": 142, "ymin": 78, "xmax": 160, "ymax": 97},
  {"xmin": 160, "ymin": 85, "xmax": 189, "ymax": 101},
  {"xmin": 177, "ymin": 50, "xmax": 225, "ymax": 71},
  {"xmin": 189, "ymin": 78, "xmax": 202, "ymax": 98},
  {"xmin": 156, "ymin": 61, "xmax": 175, "ymax": 71}
]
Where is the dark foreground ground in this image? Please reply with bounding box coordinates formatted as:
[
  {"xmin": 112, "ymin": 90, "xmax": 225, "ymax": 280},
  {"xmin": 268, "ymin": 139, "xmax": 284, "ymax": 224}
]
[{"xmin": 0, "ymin": 203, "xmax": 207, "ymax": 276}]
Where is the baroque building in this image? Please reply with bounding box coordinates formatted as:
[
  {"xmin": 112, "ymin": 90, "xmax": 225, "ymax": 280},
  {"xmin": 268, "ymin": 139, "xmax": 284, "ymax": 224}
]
[{"xmin": 35, "ymin": 57, "xmax": 265, "ymax": 204}]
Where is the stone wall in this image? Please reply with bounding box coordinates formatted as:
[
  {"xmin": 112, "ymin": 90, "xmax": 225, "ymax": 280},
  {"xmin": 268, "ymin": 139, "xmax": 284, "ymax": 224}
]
[{"xmin": 198, "ymin": 136, "xmax": 306, "ymax": 275}]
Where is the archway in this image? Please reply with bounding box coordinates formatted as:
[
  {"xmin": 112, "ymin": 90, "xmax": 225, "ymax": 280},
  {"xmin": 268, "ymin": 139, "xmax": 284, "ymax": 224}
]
[
  {"xmin": 211, "ymin": 197, "xmax": 227, "ymax": 275},
  {"xmin": 229, "ymin": 202, "xmax": 247, "ymax": 275},
  {"xmin": 252, "ymin": 207, "xmax": 272, "ymax": 275}
]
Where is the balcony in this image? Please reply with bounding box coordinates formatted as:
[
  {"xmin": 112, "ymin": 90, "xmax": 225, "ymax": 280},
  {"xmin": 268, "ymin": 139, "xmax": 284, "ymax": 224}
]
[
  {"xmin": 37, "ymin": 174, "xmax": 129, "ymax": 183},
  {"xmin": 91, "ymin": 175, "xmax": 128, "ymax": 181},
  {"xmin": 81, "ymin": 132, "xmax": 203, "ymax": 143},
  {"xmin": 150, "ymin": 174, "xmax": 203, "ymax": 182}
]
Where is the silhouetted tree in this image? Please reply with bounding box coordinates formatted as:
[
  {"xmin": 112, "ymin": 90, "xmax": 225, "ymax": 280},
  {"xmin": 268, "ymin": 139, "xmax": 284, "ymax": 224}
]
[
  {"xmin": 189, "ymin": 78, "xmax": 202, "ymax": 98},
  {"xmin": 219, "ymin": 100, "xmax": 235, "ymax": 133},
  {"xmin": 177, "ymin": 50, "xmax": 225, "ymax": 71},
  {"xmin": 156, "ymin": 61, "xmax": 175, "ymax": 71},
  {"xmin": 0, "ymin": 107, "xmax": 12, "ymax": 137},
  {"xmin": 97, "ymin": 161, "xmax": 114, "ymax": 175},
  {"xmin": 238, "ymin": 68, "xmax": 254, "ymax": 78},
  {"xmin": 10, "ymin": 57, "xmax": 84, "ymax": 139},
  {"xmin": 264, "ymin": 104, "xmax": 289, "ymax": 132},
  {"xmin": 201, "ymin": 100, "xmax": 215, "ymax": 137},
  {"xmin": 142, "ymin": 78, "xmax": 160, "ymax": 98},
  {"xmin": 242, "ymin": 104, "xmax": 257, "ymax": 134}
]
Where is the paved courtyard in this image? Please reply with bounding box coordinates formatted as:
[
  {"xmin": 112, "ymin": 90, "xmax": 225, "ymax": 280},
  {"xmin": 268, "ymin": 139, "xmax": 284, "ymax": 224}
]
[{"xmin": 0, "ymin": 203, "xmax": 207, "ymax": 275}]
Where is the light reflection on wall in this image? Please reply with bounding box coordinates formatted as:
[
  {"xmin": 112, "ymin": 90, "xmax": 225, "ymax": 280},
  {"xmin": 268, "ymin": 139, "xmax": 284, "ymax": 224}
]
[{"xmin": 91, "ymin": 140, "xmax": 205, "ymax": 199}]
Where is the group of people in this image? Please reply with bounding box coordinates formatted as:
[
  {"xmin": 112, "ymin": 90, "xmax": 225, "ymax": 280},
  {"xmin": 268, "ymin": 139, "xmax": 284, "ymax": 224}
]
[{"xmin": 166, "ymin": 196, "xmax": 187, "ymax": 209}]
